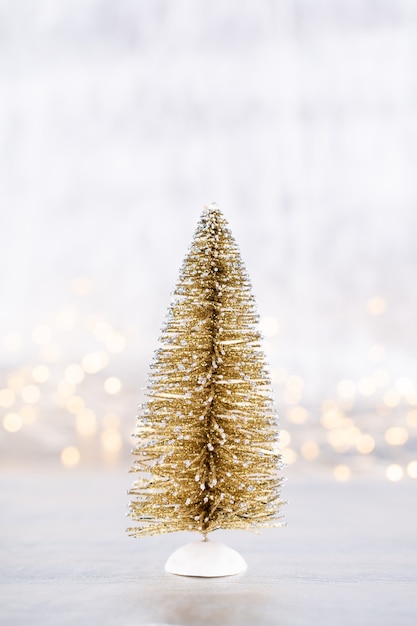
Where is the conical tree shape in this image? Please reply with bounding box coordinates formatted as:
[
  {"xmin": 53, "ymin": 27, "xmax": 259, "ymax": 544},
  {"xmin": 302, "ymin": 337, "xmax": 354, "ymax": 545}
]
[{"xmin": 128, "ymin": 204, "xmax": 284, "ymax": 537}]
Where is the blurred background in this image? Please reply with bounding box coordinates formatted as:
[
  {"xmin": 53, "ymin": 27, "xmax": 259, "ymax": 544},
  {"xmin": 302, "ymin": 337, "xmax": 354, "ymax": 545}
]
[{"xmin": 1, "ymin": 0, "xmax": 416, "ymax": 482}]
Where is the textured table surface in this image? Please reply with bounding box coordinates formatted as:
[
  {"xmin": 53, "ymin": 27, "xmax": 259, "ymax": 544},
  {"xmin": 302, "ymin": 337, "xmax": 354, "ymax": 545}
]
[{"xmin": 1, "ymin": 469, "xmax": 416, "ymax": 626}]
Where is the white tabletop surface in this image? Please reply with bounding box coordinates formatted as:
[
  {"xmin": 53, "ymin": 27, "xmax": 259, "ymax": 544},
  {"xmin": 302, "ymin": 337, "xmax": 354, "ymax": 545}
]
[{"xmin": 1, "ymin": 469, "xmax": 416, "ymax": 626}]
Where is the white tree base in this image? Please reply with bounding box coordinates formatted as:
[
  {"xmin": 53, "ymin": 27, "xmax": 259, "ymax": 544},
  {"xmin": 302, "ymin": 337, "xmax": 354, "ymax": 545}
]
[{"xmin": 164, "ymin": 540, "xmax": 247, "ymax": 578}]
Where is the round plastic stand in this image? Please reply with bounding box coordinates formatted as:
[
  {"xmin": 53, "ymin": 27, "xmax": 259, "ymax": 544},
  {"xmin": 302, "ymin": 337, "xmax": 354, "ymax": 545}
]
[{"xmin": 164, "ymin": 540, "xmax": 247, "ymax": 577}]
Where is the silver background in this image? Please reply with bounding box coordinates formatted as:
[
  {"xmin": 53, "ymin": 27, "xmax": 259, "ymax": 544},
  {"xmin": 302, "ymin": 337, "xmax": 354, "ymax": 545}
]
[{"xmin": 0, "ymin": 0, "xmax": 416, "ymax": 467}]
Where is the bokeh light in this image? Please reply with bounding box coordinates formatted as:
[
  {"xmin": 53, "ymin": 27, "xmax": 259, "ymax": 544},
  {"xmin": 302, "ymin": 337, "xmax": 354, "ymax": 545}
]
[
  {"xmin": 386, "ymin": 464, "xmax": 403, "ymax": 482},
  {"xmin": 260, "ymin": 316, "xmax": 280, "ymax": 337},
  {"xmin": 71, "ymin": 275, "xmax": 92, "ymax": 296},
  {"xmin": 57, "ymin": 380, "xmax": 76, "ymax": 398},
  {"xmin": 40, "ymin": 343, "xmax": 62, "ymax": 362},
  {"xmin": 93, "ymin": 322, "xmax": 113, "ymax": 342},
  {"xmin": 281, "ymin": 448, "xmax": 297, "ymax": 465},
  {"xmin": 301, "ymin": 441, "xmax": 319, "ymax": 460},
  {"xmin": 75, "ymin": 409, "xmax": 97, "ymax": 436},
  {"xmin": 366, "ymin": 296, "xmax": 387, "ymax": 316},
  {"xmin": 334, "ymin": 465, "xmax": 351, "ymax": 481},
  {"xmin": 385, "ymin": 427, "xmax": 409, "ymax": 446},
  {"xmin": 271, "ymin": 367, "xmax": 287, "ymax": 385},
  {"xmin": 356, "ymin": 434, "xmax": 375, "ymax": 454},
  {"xmin": 279, "ymin": 429, "xmax": 291, "ymax": 448},
  {"xmin": 395, "ymin": 378, "xmax": 414, "ymax": 395},
  {"xmin": 105, "ymin": 333, "xmax": 127, "ymax": 354},
  {"xmin": 358, "ymin": 378, "xmax": 376, "ymax": 396},
  {"xmin": 0, "ymin": 388, "xmax": 15, "ymax": 408},
  {"xmin": 21, "ymin": 385, "xmax": 40, "ymax": 404},
  {"xmin": 104, "ymin": 377, "xmax": 121, "ymax": 394},
  {"xmin": 82, "ymin": 351, "xmax": 109, "ymax": 373},
  {"xmin": 32, "ymin": 365, "xmax": 50, "ymax": 383},
  {"xmin": 406, "ymin": 410, "xmax": 417, "ymax": 427},
  {"xmin": 383, "ymin": 390, "xmax": 401, "ymax": 408},
  {"xmin": 61, "ymin": 446, "xmax": 81, "ymax": 467},
  {"xmin": 407, "ymin": 461, "xmax": 417, "ymax": 479},
  {"xmin": 373, "ymin": 368, "xmax": 390, "ymax": 387},
  {"xmin": 3, "ymin": 332, "xmax": 22, "ymax": 352},
  {"xmin": 7, "ymin": 374, "xmax": 26, "ymax": 391},
  {"xmin": 337, "ymin": 379, "xmax": 356, "ymax": 399},
  {"xmin": 66, "ymin": 395, "xmax": 85, "ymax": 414},
  {"xmin": 286, "ymin": 406, "xmax": 309, "ymax": 424},
  {"xmin": 20, "ymin": 405, "xmax": 37, "ymax": 424},
  {"xmin": 55, "ymin": 307, "xmax": 78, "ymax": 331},
  {"xmin": 64, "ymin": 364, "xmax": 85, "ymax": 385},
  {"xmin": 101, "ymin": 428, "xmax": 122, "ymax": 453},
  {"xmin": 32, "ymin": 325, "xmax": 52, "ymax": 344},
  {"xmin": 368, "ymin": 344, "xmax": 386, "ymax": 362},
  {"xmin": 3, "ymin": 413, "xmax": 22, "ymax": 433}
]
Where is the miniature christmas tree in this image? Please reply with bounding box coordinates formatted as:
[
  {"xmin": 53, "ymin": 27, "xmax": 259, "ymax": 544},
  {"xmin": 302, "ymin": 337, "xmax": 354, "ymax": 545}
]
[{"xmin": 127, "ymin": 204, "xmax": 285, "ymax": 575}]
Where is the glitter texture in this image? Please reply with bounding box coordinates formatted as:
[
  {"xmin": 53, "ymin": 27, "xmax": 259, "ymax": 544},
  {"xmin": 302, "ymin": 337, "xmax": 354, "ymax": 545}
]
[{"xmin": 127, "ymin": 205, "xmax": 285, "ymax": 537}]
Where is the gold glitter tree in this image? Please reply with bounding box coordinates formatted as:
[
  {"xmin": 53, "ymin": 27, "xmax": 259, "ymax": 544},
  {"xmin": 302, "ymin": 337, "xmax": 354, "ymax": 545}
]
[{"xmin": 128, "ymin": 204, "xmax": 284, "ymax": 538}]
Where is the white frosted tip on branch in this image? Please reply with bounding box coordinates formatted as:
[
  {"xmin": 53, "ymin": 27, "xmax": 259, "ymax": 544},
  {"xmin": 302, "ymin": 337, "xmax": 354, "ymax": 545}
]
[{"xmin": 202, "ymin": 202, "xmax": 219, "ymax": 214}]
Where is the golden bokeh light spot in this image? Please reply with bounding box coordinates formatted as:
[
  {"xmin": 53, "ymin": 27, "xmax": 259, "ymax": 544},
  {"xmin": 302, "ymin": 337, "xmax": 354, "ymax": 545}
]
[
  {"xmin": 286, "ymin": 375, "xmax": 304, "ymax": 394},
  {"xmin": 82, "ymin": 350, "xmax": 110, "ymax": 374},
  {"xmin": 84, "ymin": 314, "xmax": 101, "ymax": 332},
  {"xmin": 21, "ymin": 384, "xmax": 40, "ymax": 404},
  {"xmin": 368, "ymin": 344, "xmax": 386, "ymax": 362},
  {"xmin": 259, "ymin": 316, "xmax": 280, "ymax": 338},
  {"xmin": 3, "ymin": 412, "xmax": 22, "ymax": 433},
  {"xmin": 104, "ymin": 377, "xmax": 121, "ymax": 395},
  {"xmin": 32, "ymin": 325, "xmax": 52, "ymax": 344},
  {"xmin": 386, "ymin": 464, "xmax": 403, "ymax": 482},
  {"xmin": 334, "ymin": 465, "xmax": 351, "ymax": 481},
  {"xmin": 71, "ymin": 275, "xmax": 92, "ymax": 297},
  {"xmin": 286, "ymin": 405, "xmax": 309, "ymax": 424},
  {"xmin": 373, "ymin": 368, "xmax": 390, "ymax": 387},
  {"xmin": 103, "ymin": 413, "xmax": 121, "ymax": 429},
  {"xmin": 40, "ymin": 343, "xmax": 62, "ymax": 363},
  {"xmin": 271, "ymin": 367, "xmax": 287, "ymax": 385},
  {"xmin": 32, "ymin": 365, "xmax": 50, "ymax": 383},
  {"xmin": 356, "ymin": 434, "xmax": 375, "ymax": 454},
  {"xmin": 383, "ymin": 390, "xmax": 401, "ymax": 408},
  {"xmin": 366, "ymin": 296, "xmax": 387, "ymax": 316},
  {"xmin": 406, "ymin": 409, "xmax": 417, "ymax": 427},
  {"xmin": 385, "ymin": 426, "xmax": 408, "ymax": 446},
  {"xmin": 406, "ymin": 392, "xmax": 417, "ymax": 407},
  {"xmin": 94, "ymin": 321, "xmax": 113, "ymax": 342},
  {"xmin": 105, "ymin": 332, "xmax": 127, "ymax": 354},
  {"xmin": 279, "ymin": 429, "xmax": 291, "ymax": 448},
  {"xmin": 320, "ymin": 407, "xmax": 345, "ymax": 429},
  {"xmin": 0, "ymin": 388, "xmax": 15, "ymax": 408},
  {"xmin": 7, "ymin": 374, "xmax": 26, "ymax": 391},
  {"xmin": 337, "ymin": 379, "xmax": 356, "ymax": 399},
  {"xmin": 283, "ymin": 390, "xmax": 302, "ymax": 405},
  {"xmin": 301, "ymin": 441, "xmax": 319, "ymax": 460},
  {"xmin": 57, "ymin": 380, "xmax": 76, "ymax": 398},
  {"xmin": 358, "ymin": 378, "xmax": 376, "ymax": 396},
  {"xmin": 407, "ymin": 461, "xmax": 417, "ymax": 479},
  {"xmin": 395, "ymin": 377, "xmax": 414, "ymax": 395},
  {"xmin": 281, "ymin": 447, "xmax": 297, "ymax": 465},
  {"xmin": 55, "ymin": 307, "xmax": 78, "ymax": 332},
  {"xmin": 20, "ymin": 405, "xmax": 38, "ymax": 423},
  {"xmin": 75, "ymin": 409, "xmax": 97, "ymax": 436},
  {"xmin": 101, "ymin": 427, "xmax": 122, "ymax": 453},
  {"xmin": 3, "ymin": 332, "xmax": 22, "ymax": 352},
  {"xmin": 64, "ymin": 364, "xmax": 85, "ymax": 385},
  {"xmin": 326, "ymin": 429, "xmax": 349, "ymax": 452},
  {"xmin": 321, "ymin": 399, "xmax": 339, "ymax": 412},
  {"xmin": 345, "ymin": 426, "xmax": 362, "ymax": 445},
  {"xmin": 66, "ymin": 395, "xmax": 85, "ymax": 414},
  {"xmin": 61, "ymin": 446, "xmax": 80, "ymax": 467}
]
